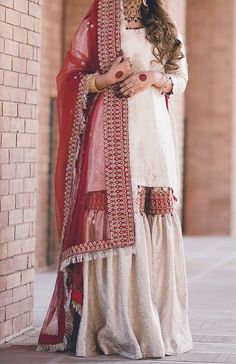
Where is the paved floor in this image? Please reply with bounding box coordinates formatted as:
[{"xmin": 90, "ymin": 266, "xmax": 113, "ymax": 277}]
[{"xmin": 0, "ymin": 236, "xmax": 236, "ymax": 363}]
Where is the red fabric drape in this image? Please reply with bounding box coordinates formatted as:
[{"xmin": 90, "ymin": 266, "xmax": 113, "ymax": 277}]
[
  {"xmin": 55, "ymin": 2, "xmax": 99, "ymax": 240},
  {"xmin": 38, "ymin": 0, "xmax": 135, "ymax": 348},
  {"xmin": 38, "ymin": 2, "xmax": 99, "ymax": 347}
]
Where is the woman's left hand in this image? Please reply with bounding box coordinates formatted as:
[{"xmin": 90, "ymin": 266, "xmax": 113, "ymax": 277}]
[{"xmin": 118, "ymin": 71, "xmax": 162, "ymax": 97}]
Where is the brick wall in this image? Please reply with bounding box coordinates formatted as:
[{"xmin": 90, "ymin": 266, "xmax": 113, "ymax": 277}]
[
  {"xmin": 231, "ymin": 0, "xmax": 236, "ymax": 237},
  {"xmin": 166, "ymin": 0, "xmax": 187, "ymax": 214},
  {"xmin": 0, "ymin": 0, "xmax": 41, "ymax": 343},
  {"xmin": 36, "ymin": 0, "xmax": 63, "ymax": 268},
  {"xmin": 184, "ymin": 0, "xmax": 233, "ymax": 234}
]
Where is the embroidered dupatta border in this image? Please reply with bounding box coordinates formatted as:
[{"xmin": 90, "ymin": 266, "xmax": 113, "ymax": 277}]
[
  {"xmin": 60, "ymin": 0, "xmax": 135, "ymax": 266},
  {"xmin": 37, "ymin": 0, "xmax": 135, "ymax": 351},
  {"xmin": 59, "ymin": 75, "xmax": 89, "ymax": 249},
  {"xmin": 96, "ymin": 0, "xmax": 135, "ymax": 244}
]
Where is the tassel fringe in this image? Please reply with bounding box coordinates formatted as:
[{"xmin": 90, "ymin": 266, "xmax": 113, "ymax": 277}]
[
  {"xmin": 71, "ymin": 300, "xmax": 83, "ymax": 315},
  {"xmin": 60, "ymin": 245, "xmax": 136, "ymax": 272},
  {"xmin": 36, "ymin": 336, "xmax": 68, "ymax": 352}
]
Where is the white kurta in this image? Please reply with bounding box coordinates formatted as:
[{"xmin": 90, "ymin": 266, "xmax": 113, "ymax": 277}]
[
  {"xmin": 75, "ymin": 12, "xmax": 193, "ymax": 360},
  {"xmin": 123, "ymin": 28, "xmax": 179, "ymax": 199}
]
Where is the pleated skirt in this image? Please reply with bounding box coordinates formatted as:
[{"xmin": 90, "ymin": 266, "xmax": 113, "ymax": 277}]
[{"xmin": 75, "ymin": 209, "xmax": 193, "ymax": 359}]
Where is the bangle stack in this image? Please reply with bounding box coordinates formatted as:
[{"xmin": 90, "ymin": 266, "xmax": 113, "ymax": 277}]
[{"xmin": 87, "ymin": 72, "xmax": 103, "ymax": 93}]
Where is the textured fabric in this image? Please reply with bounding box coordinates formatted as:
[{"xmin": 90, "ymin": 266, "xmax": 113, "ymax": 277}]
[
  {"xmin": 75, "ymin": 211, "xmax": 193, "ymax": 359},
  {"xmin": 119, "ymin": 10, "xmax": 188, "ymax": 203}
]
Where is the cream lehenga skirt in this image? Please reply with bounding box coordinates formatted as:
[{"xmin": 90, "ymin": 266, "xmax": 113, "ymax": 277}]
[{"xmin": 74, "ymin": 186, "xmax": 193, "ymax": 359}]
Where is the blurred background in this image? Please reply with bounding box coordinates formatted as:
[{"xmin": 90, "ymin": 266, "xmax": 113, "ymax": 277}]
[{"xmin": 0, "ymin": 0, "xmax": 236, "ymax": 357}]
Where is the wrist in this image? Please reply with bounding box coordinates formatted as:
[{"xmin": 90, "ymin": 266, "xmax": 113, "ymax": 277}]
[
  {"xmin": 161, "ymin": 74, "xmax": 173, "ymax": 95},
  {"xmin": 152, "ymin": 71, "xmax": 166, "ymax": 88},
  {"xmin": 95, "ymin": 73, "xmax": 110, "ymax": 90}
]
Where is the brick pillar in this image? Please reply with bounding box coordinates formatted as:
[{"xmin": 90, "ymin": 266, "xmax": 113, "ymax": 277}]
[
  {"xmin": 36, "ymin": 0, "xmax": 63, "ymax": 268},
  {"xmin": 35, "ymin": 0, "xmax": 92, "ymax": 268},
  {"xmin": 231, "ymin": 1, "xmax": 236, "ymax": 237},
  {"xmin": 184, "ymin": 0, "xmax": 233, "ymax": 235},
  {"xmin": 63, "ymin": 0, "xmax": 93, "ymax": 52},
  {"xmin": 166, "ymin": 0, "xmax": 187, "ymax": 215},
  {"xmin": 0, "ymin": 0, "xmax": 41, "ymax": 343}
]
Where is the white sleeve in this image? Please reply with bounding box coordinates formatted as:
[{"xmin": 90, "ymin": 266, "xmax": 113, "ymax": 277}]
[{"xmin": 166, "ymin": 32, "xmax": 189, "ymax": 96}]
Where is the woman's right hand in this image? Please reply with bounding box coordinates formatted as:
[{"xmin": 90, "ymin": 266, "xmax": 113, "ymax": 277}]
[
  {"xmin": 107, "ymin": 55, "xmax": 133, "ymax": 85},
  {"xmin": 95, "ymin": 55, "xmax": 132, "ymax": 90}
]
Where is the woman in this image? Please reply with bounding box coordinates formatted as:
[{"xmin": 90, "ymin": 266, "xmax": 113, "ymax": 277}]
[{"xmin": 38, "ymin": 0, "xmax": 193, "ymax": 359}]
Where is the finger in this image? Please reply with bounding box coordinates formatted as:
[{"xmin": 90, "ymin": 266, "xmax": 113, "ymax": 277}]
[
  {"xmin": 118, "ymin": 74, "xmax": 130, "ymax": 83},
  {"xmin": 113, "ymin": 75, "xmax": 130, "ymax": 86},
  {"xmin": 120, "ymin": 79, "xmax": 135, "ymax": 89},
  {"xmin": 120, "ymin": 85, "xmax": 135, "ymax": 96},
  {"xmin": 119, "ymin": 80, "xmax": 133, "ymax": 91},
  {"xmin": 120, "ymin": 76, "xmax": 132, "ymax": 87},
  {"xmin": 123, "ymin": 57, "xmax": 131, "ymax": 64},
  {"xmin": 122, "ymin": 89, "xmax": 135, "ymax": 98},
  {"xmin": 114, "ymin": 55, "xmax": 124, "ymax": 65},
  {"xmin": 120, "ymin": 83, "xmax": 133, "ymax": 93},
  {"xmin": 120, "ymin": 72, "xmax": 135, "ymax": 85},
  {"xmin": 123, "ymin": 57, "xmax": 132, "ymax": 68}
]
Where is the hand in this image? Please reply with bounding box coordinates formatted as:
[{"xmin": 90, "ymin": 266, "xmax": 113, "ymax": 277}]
[
  {"xmin": 107, "ymin": 55, "xmax": 133, "ymax": 85},
  {"xmin": 119, "ymin": 71, "xmax": 167, "ymax": 97},
  {"xmin": 95, "ymin": 55, "xmax": 133, "ymax": 90},
  {"xmin": 118, "ymin": 71, "xmax": 153, "ymax": 97}
]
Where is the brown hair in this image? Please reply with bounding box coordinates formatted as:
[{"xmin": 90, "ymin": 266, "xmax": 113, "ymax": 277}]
[{"xmin": 141, "ymin": 0, "xmax": 184, "ymax": 72}]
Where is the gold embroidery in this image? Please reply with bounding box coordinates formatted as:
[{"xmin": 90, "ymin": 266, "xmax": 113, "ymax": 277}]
[
  {"xmin": 60, "ymin": 0, "xmax": 135, "ymax": 268},
  {"xmin": 97, "ymin": 0, "xmax": 135, "ymax": 246}
]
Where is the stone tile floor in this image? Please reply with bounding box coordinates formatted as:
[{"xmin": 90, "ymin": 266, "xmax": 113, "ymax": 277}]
[{"xmin": 0, "ymin": 236, "xmax": 236, "ymax": 364}]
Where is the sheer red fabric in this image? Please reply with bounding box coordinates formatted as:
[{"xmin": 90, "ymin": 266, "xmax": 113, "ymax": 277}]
[{"xmin": 38, "ymin": 0, "xmax": 135, "ymax": 349}]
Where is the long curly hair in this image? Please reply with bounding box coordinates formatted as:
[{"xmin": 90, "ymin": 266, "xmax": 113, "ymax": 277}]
[{"xmin": 141, "ymin": 0, "xmax": 184, "ymax": 72}]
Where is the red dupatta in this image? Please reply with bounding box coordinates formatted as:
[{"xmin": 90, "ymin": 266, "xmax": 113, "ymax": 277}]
[{"xmin": 38, "ymin": 0, "xmax": 135, "ymax": 350}]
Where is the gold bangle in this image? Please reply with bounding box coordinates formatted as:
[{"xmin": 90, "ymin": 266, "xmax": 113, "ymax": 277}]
[{"xmin": 87, "ymin": 73, "xmax": 103, "ymax": 93}]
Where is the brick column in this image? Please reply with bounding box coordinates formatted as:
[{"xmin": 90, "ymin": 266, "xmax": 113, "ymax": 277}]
[
  {"xmin": 231, "ymin": 0, "xmax": 236, "ymax": 237},
  {"xmin": 0, "ymin": 0, "xmax": 41, "ymax": 343},
  {"xmin": 166, "ymin": 0, "xmax": 187, "ymax": 215},
  {"xmin": 63, "ymin": 0, "xmax": 93, "ymax": 52},
  {"xmin": 184, "ymin": 0, "xmax": 233, "ymax": 235},
  {"xmin": 36, "ymin": 0, "xmax": 63, "ymax": 268}
]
